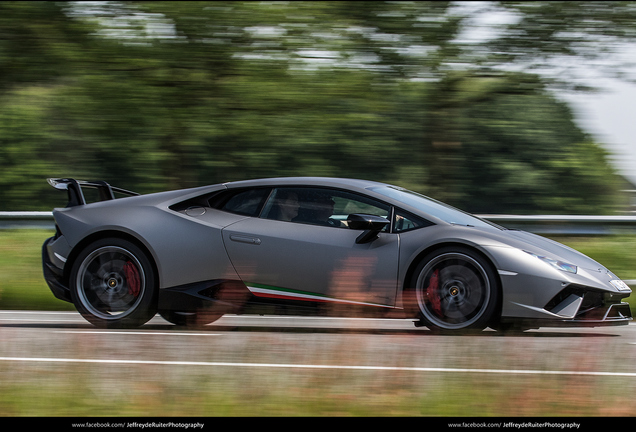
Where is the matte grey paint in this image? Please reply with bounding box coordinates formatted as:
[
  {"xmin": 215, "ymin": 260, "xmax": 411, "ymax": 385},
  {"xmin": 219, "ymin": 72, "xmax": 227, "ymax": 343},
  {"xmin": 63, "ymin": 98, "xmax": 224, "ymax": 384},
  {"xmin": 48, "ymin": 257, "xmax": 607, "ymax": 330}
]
[
  {"xmin": 222, "ymin": 217, "xmax": 399, "ymax": 306},
  {"xmin": 44, "ymin": 177, "xmax": 632, "ymax": 327}
]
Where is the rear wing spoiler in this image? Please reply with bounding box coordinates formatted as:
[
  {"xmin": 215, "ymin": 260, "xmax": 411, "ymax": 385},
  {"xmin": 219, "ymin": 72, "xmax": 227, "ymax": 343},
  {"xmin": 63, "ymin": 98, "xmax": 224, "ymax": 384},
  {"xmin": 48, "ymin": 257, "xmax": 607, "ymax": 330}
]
[{"xmin": 47, "ymin": 178, "xmax": 139, "ymax": 207}]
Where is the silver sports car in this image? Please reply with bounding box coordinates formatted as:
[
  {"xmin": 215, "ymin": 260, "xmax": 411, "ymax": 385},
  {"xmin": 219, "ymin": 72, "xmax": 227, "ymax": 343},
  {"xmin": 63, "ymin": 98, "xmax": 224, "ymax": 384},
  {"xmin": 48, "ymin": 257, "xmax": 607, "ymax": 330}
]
[{"xmin": 42, "ymin": 177, "xmax": 632, "ymax": 331}]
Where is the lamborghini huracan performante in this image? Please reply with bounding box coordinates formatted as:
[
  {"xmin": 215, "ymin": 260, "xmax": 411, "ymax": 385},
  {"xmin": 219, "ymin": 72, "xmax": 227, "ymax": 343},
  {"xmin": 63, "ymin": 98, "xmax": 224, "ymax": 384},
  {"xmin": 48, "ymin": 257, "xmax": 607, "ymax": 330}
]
[{"xmin": 42, "ymin": 177, "xmax": 632, "ymax": 331}]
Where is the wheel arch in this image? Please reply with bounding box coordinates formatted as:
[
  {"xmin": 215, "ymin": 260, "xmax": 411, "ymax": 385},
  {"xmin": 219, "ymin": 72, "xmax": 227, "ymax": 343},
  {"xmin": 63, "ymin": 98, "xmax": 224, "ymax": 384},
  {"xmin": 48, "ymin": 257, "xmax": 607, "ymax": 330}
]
[
  {"xmin": 402, "ymin": 241, "xmax": 503, "ymax": 308},
  {"xmin": 63, "ymin": 230, "xmax": 160, "ymax": 290},
  {"xmin": 400, "ymin": 241, "xmax": 504, "ymax": 328}
]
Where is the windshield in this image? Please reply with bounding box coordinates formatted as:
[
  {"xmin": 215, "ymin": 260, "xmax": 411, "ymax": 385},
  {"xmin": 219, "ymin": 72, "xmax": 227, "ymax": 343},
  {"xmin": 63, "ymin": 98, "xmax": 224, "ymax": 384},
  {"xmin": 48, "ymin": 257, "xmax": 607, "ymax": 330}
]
[{"xmin": 369, "ymin": 186, "xmax": 502, "ymax": 230}]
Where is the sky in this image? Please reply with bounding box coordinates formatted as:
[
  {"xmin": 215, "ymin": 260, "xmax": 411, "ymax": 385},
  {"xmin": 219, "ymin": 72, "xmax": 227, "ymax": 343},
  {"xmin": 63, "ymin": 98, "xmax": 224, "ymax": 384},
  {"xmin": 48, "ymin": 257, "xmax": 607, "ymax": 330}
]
[{"xmin": 563, "ymin": 81, "xmax": 636, "ymax": 187}]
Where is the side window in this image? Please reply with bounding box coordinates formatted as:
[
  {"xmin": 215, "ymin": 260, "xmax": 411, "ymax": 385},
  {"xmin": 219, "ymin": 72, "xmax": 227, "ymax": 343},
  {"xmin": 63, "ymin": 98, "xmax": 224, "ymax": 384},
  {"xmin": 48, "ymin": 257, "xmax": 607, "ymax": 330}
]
[
  {"xmin": 261, "ymin": 189, "xmax": 301, "ymax": 222},
  {"xmin": 262, "ymin": 187, "xmax": 390, "ymax": 228},
  {"xmin": 393, "ymin": 209, "xmax": 432, "ymax": 233},
  {"xmin": 215, "ymin": 188, "xmax": 271, "ymax": 217}
]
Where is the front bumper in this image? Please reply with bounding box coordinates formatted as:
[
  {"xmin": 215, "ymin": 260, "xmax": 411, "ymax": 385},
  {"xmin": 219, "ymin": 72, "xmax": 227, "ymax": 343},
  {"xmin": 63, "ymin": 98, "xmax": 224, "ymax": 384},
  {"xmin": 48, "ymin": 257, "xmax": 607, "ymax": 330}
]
[
  {"xmin": 501, "ymin": 278, "xmax": 632, "ymax": 327},
  {"xmin": 541, "ymin": 284, "xmax": 632, "ymax": 325}
]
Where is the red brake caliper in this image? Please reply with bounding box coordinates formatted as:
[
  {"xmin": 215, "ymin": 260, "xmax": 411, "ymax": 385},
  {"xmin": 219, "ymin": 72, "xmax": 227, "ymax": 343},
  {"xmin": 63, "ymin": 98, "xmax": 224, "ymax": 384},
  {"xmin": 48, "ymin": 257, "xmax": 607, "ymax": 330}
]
[
  {"xmin": 124, "ymin": 261, "xmax": 141, "ymax": 297},
  {"xmin": 427, "ymin": 269, "xmax": 441, "ymax": 316}
]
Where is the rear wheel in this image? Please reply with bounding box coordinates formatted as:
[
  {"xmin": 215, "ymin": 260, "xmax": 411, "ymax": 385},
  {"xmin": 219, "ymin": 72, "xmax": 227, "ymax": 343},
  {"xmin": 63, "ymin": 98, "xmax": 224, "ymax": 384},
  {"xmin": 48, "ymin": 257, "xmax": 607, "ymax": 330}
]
[
  {"xmin": 413, "ymin": 247, "xmax": 499, "ymax": 332},
  {"xmin": 70, "ymin": 238, "xmax": 158, "ymax": 328}
]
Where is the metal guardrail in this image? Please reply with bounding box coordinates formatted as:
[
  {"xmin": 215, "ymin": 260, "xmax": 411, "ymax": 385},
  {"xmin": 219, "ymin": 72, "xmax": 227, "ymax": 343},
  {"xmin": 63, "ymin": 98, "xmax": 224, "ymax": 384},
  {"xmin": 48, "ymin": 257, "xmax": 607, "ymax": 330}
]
[
  {"xmin": 3, "ymin": 211, "xmax": 636, "ymax": 234},
  {"xmin": 476, "ymin": 214, "xmax": 636, "ymax": 235},
  {"xmin": 0, "ymin": 211, "xmax": 56, "ymax": 229}
]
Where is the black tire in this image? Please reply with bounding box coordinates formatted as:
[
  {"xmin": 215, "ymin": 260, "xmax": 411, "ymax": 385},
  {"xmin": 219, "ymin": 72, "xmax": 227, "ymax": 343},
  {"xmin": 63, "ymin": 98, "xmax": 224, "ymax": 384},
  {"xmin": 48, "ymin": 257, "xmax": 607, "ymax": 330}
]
[
  {"xmin": 69, "ymin": 238, "xmax": 158, "ymax": 328},
  {"xmin": 413, "ymin": 247, "xmax": 499, "ymax": 332}
]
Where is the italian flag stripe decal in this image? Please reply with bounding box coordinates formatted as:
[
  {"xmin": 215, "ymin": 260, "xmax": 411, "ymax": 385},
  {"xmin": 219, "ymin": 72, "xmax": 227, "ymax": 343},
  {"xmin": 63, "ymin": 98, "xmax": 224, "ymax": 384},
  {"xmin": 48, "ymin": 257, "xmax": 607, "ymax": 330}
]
[{"xmin": 246, "ymin": 283, "xmax": 392, "ymax": 308}]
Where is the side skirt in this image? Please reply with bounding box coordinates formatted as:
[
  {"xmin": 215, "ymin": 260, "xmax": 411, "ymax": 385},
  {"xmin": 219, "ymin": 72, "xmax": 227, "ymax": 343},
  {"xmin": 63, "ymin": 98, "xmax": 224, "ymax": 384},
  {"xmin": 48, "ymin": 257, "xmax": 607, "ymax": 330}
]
[{"xmin": 159, "ymin": 280, "xmax": 406, "ymax": 319}]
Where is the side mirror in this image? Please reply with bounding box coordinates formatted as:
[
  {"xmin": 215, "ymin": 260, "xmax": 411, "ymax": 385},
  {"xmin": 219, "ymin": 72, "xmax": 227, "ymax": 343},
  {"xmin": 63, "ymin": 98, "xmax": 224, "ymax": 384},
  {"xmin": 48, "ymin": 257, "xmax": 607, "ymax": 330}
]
[{"xmin": 347, "ymin": 214, "xmax": 390, "ymax": 244}]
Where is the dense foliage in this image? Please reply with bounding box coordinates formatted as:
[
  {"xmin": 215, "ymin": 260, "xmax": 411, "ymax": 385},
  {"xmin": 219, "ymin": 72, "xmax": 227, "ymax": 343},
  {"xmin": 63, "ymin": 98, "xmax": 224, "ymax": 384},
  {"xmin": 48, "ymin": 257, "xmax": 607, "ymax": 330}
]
[{"xmin": 1, "ymin": 1, "xmax": 634, "ymax": 213}]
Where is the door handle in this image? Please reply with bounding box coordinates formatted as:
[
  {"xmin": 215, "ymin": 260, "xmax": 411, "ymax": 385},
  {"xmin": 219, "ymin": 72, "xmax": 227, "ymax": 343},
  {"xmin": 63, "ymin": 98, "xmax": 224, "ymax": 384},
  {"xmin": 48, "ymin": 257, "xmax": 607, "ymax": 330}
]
[{"xmin": 229, "ymin": 234, "xmax": 262, "ymax": 245}]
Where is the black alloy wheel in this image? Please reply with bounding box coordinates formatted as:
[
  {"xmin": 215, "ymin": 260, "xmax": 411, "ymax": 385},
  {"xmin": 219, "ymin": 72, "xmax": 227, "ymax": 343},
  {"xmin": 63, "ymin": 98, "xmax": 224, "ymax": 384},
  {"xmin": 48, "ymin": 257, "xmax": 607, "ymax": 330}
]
[
  {"xmin": 414, "ymin": 247, "xmax": 499, "ymax": 332},
  {"xmin": 70, "ymin": 238, "xmax": 158, "ymax": 328}
]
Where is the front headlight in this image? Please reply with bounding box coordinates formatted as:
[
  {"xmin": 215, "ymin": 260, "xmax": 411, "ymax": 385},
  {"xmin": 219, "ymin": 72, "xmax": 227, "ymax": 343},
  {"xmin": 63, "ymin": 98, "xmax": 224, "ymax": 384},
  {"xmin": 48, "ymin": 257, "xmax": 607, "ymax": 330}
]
[{"xmin": 524, "ymin": 251, "xmax": 577, "ymax": 274}]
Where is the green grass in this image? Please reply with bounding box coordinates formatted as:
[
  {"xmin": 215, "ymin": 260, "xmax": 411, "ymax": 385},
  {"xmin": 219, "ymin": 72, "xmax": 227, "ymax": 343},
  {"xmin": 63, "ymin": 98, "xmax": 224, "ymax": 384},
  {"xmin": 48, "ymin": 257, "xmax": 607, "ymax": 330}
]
[
  {"xmin": 0, "ymin": 229, "xmax": 634, "ymax": 312},
  {"xmin": 0, "ymin": 229, "xmax": 74, "ymax": 311}
]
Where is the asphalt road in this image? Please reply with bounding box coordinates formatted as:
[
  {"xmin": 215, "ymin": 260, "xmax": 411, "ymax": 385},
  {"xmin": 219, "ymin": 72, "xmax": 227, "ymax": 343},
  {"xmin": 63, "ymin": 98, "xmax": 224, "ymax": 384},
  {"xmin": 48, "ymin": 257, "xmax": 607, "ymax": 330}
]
[
  {"xmin": 2, "ymin": 311, "xmax": 636, "ymax": 416},
  {"xmin": 2, "ymin": 311, "xmax": 636, "ymax": 374}
]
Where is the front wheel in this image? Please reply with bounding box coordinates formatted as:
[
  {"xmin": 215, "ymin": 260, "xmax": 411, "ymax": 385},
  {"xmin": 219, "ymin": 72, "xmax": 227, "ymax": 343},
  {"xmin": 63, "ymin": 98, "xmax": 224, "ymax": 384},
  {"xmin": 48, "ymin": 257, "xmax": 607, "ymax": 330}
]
[
  {"xmin": 413, "ymin": 247, "xmax": 499, "ymax": 332},
  {"xmin": 70, "ymin": 238, "xmax": 158, "ymax": 328}
]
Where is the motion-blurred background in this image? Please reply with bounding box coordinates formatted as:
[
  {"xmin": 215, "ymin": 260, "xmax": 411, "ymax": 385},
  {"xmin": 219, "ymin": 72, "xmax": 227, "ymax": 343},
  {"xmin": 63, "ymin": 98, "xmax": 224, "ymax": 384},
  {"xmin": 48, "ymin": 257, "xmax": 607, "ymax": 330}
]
[
  {"xmin": 4, "ymin": 3, "xmax": 636, "ymax": 418},
  {"xmin": 2, "ymin": 1, "xmax": 636, "ymax": 215}
]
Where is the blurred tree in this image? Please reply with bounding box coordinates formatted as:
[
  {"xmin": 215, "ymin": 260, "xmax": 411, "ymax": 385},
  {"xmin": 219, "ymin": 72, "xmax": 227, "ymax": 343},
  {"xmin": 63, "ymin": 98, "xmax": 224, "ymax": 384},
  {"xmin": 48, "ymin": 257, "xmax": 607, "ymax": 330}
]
[
  {"xmin": 422, "ymin": 72, "xmax": 621, "ymax": 214},
  {"xmin": 0, "ymin": 86, "xmax": 58, "ymax": 208},
  {"xmin": 0, "ymin": 2, "xmax": 92, "ymax": 89},
  {"xmin": 482, "ymin": 1, "xmax": 636, "ymax": 87},
  {"xmin": 0, "ymin": 1, "xmax": 631, "ymax": 214},
  {"xmin": 0, "ymin": 2, "xmax": 100, "ymax": 210}
]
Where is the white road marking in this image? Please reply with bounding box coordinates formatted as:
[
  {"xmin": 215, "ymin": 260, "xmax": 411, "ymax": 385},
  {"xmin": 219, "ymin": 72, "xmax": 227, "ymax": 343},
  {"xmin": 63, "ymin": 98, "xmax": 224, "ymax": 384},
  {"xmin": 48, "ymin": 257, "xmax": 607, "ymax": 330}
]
[{"xmin": 1, "ymin": 356, "xmax": 636, "ymax": 378}]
